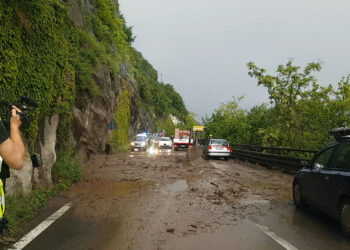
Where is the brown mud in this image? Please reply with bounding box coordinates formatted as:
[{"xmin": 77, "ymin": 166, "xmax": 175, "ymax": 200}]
[{"xmin": 59, "ymin": 147, "xmax": 293, "ymax": 249}]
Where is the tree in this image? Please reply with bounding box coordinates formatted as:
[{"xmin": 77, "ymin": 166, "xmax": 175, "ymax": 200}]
[
  {"xmin": 203, "ymin": 97, "xmax": 247, "ymax": 143},
  {"xmin": 247, "ymin": 60, "xmax": 322, "ymax": 147}
]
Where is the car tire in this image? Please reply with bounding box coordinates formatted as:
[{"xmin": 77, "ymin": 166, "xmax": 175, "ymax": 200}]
[
  {"xmin": 293, "ymin": 182, "xmax": 307, "ymax": 209},
  {"xmin": 224, "ymin": 157, "xmax": 229, "ymax": 161},
  {"xmin": 340, "ymin": 201, "xmax": 350, "ymax": 237}
]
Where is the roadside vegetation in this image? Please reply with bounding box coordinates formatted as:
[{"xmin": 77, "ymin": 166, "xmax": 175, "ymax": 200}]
[
  {"xmin": 5, "ymin": 150, "xmax": 81, "ymax": 236},
  {"xmin": 0, "ymin": 0, "xmax": 188, "ymax": 147},
  {"xmin": 157, "ymin": 113, "xmax": 198, "ymax": 137},
  {"xmin": 204, "ymin": 61, "xmax": 350, "ymax": 150},
  {"xmin": 0, "ymin": 0, "xmax": 189, "ymax": 239}
]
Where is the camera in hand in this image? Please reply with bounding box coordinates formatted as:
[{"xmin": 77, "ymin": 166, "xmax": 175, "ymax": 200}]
[{"xmin": 0, "ymin": 92, "xmax": 42, "ymax": 190}]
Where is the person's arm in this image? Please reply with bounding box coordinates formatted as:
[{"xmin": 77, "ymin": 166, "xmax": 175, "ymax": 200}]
[{"xmin": 0, "ymin": 106, "xmax": 25, "ymax": 170}]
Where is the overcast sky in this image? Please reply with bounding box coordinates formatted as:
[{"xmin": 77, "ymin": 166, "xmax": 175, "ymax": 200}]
[{"xmin": 119, "ymin": 0, "xmax": 350, "ymax": 119}]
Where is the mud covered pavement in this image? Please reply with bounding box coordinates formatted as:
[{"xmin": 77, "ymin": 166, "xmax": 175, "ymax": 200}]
[{"xmin": 20, "ymin": 148, "xmax": 350, "ymax": 249}]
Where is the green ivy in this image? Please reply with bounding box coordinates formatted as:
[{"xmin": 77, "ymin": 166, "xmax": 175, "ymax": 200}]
[
  {"xmin": 0, "ymin": 0, "xmax": 77, "ymax": 141},
  {"xmin": 0, "ymin": 0, "xmax": 189, "ymax": 145},
  {"xmin": 111, "ymin": 89, "xmax": 131, "ymax": 150}
]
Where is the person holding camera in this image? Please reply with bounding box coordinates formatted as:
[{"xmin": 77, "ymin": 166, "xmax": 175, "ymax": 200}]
[{"xmin": 0, "ymin": 106, "xmax": 25, "ymax": 170}]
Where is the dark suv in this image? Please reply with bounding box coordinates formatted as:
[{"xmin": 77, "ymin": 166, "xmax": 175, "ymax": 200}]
[{"xmin": 293, "ymin": 128, "xmax": 350, "ymax": 237}]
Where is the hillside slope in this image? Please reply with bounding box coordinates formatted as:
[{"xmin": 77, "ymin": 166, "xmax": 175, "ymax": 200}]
[{"xmin": 0, "ymin": 0, "xmax": 188, "ymax": 193}]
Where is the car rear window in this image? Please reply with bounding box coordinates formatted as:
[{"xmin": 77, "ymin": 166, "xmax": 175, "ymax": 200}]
[
  {"xmin": 160, "ymin": 137, "xmax": 171, "ymax": 141},
  {"xmin": 210, "ymin": 140, "xmax": 228, "ymax": 146}
]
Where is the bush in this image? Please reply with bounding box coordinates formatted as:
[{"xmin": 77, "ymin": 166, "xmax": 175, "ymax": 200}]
[
  {"xmin": 53, "ymin": 150, "xmax": 82, "ymax": 183},
  {"xmin": 6, "ymin": 188, "xmax": 57, "ymax": 235},
  {"xmin": 5, "ymin": 168, "xmax": 74, "ymax": 235},
  {"xmin": 114, "ymin": 143, "xmax": 130, "ymax": 153},
  {"xmin": 5, "ymin": 150, "xmax": 80, "ymax": 235}
]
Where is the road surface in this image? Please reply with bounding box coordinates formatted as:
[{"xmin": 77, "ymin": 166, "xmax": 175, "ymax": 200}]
[{"xmin": 8, "ymin": 148, "xmax": 350, "ymax": 249}]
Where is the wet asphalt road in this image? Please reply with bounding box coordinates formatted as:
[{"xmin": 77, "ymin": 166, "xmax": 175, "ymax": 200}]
[{"xmin": 16, "ymin": 150, "xmax": 350, "ymax": 250}]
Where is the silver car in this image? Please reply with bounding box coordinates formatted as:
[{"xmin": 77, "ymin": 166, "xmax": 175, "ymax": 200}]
[
  {"xmin": 158, "ymin": 137, "xmax": 172, "ymax": 149},
  {"xmin": 202, "ymin": 139, "xmax": 232, "ymax": 160}
]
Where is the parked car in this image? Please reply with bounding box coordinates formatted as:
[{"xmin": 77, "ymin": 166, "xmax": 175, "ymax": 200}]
[
  {"xmin": 158, "ymin": 137, "xmax": 172, "ymax": 149},
  {"xmin": 293, "ymin": 128, "xmax": 350, "ymax": 237},
  {"xmin": 202, "ymin": 139, "xmax": 232, "ymax": 160},
  {"xmin": 131, "ymin": 133, "xmax": 148, "ymax": 152}
]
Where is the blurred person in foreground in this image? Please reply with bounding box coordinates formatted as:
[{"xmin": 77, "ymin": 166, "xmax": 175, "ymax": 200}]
[{"xmin": 0, "ymin": 106, "xmax": 25, "ymax": 170}]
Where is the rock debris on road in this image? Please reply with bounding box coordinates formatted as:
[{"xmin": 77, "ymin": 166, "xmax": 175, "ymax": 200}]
[{"xmin": 18, "ymin": 148, "xmax": 350, "ymax": 250}]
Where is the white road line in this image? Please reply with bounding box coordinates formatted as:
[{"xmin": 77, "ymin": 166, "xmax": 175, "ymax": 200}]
[
  {"xmin": 12, "ymin": 202, "xmax": 73, "ymax": 250},
  {"xmin": 256, "ymin": 224, "xmax": 298, "ymax": 250}
]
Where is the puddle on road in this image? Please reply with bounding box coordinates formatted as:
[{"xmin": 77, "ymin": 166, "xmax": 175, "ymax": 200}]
[
  {"xmin": 114, "ymin": 181, "xmax": 154, "ymax": 195},
  {"xmin": 162, "ymin": 180, "xmax": 188, "ymax": 195},
  {"xmin": 73, "ymin": 180, "xmax": 154, "ymax": 197},
  {"xmin": 161, "ymin": 220, "xmax": 280, "ymax": 250}
]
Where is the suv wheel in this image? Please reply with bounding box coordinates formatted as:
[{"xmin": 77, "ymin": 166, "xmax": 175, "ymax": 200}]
[
  {"xmin": 340, "ymin": 201, "xmax": 350, "ymax": 237},
  {"xmin": 293, "ymin": 183, "xmax": 307, "ymax": 209}
]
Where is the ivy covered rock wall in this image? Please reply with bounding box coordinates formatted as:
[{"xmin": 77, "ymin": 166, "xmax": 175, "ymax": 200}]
[{"xmin": 0, "ymin": 0, "xmax": 188, "ymax": 194}]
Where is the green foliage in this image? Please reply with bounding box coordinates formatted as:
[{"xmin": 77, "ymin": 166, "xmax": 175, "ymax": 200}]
[
  {"xmin": 113, "ymin": 143, "xmax": 130, "ymax": 153},
  {"xmin": 0, "ymin": 0, "xmax": 77, "ymax": 142},
  {"xmin": 205, "ymin": 61, "xmax": 350, "ymax": 150},
  {"xmin": 129, "ymin": 49, "xmax": 188, "ymax": 120},
  {"xmin": 0, "ymin": 0, "xmax": 191, "ymax": 237},
  {"xmin": 6, "ymin": 186, "xmax": 57, "ymax": 234},
  {"xmin": 111, "ymin": 90, "xmax": 131, "ymax": 151},
  {"xmin": 247, "ymin": 60, "xmax": 349, "ymax": 149},
  {"xmin": 203, "ymin": 97, "xmax": 248, "ymax": 143},
  {"xmin": 0, "ymin": 0, "xmax": 188, "ymax": 149},
  {"xmin": 56, "ymin": 113, "xmax": 73, "ymax": 149},
  {"xmin": 178, "ymin": 113, "xmax": 198, "ymax": 130},
  {"xmin": 5, "ymin": 177, "xmax": 71, "ymax": 235},
  {"xmin": 158, "ymin": 117, "xmax": 176, "ymax": 137},
  {"xmin": 53, "ymin": 149, "xmax": 82, "ymax": 183}
]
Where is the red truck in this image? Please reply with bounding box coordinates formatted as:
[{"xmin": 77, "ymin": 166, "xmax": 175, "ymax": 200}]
[{"xmin": 173, "ymin": 129, "xmax": 193, "ymax": 151}]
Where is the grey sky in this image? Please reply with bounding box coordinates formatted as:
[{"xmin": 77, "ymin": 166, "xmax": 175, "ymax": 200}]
[{"xmin": 119, "ymin": 0, "xmax": 350, "ymax": 119}]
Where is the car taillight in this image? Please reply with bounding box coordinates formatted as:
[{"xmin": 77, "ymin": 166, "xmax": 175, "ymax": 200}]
[
  {"xmin": 208, "ymin": 146, "xmax": 212, "ymax": 150},
  {"xmin": 225, "ymin": 146, "xmax": 233, "ymax": 152}
]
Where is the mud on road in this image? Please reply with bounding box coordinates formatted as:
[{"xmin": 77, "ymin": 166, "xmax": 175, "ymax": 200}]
[{"xmin": 57, "ymin": 147, "xmax": 293, "ymax": 250}]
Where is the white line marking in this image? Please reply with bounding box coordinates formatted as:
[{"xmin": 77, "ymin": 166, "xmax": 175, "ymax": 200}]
[
  {"xmin": 256, "ymin": 224, "xmax": 298, "ymax": 250},
  {"xmin": 12, "ymin": 202, "xmax": 73, "ymax": 250}
]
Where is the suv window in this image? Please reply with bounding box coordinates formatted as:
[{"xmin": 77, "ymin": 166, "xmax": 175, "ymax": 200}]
[
  {"xmin": 313, "ymin": 146, "xmax": 335, "ymax": 170},
  {"xmin": 329, "ymin": 144, "xmax": 350, "ymax": 170}
]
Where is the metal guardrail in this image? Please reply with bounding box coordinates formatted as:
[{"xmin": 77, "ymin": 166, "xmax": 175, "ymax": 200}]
[
  {"xmin": 231, "ymin": 144, "xmax": 318, "ymax": 154},
  {"xmin": 230, "ymin": 144, "xmax": 319, "ymax": 172}
]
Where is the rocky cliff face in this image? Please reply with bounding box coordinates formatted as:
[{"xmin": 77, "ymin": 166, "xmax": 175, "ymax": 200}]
[
  {"xmin": 6, "ymin": 0, "xmax": 157, "ymax": 194},
  {"xmin": 68, "ymin": 0, "xmax": 156, "ymax": 159}
]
